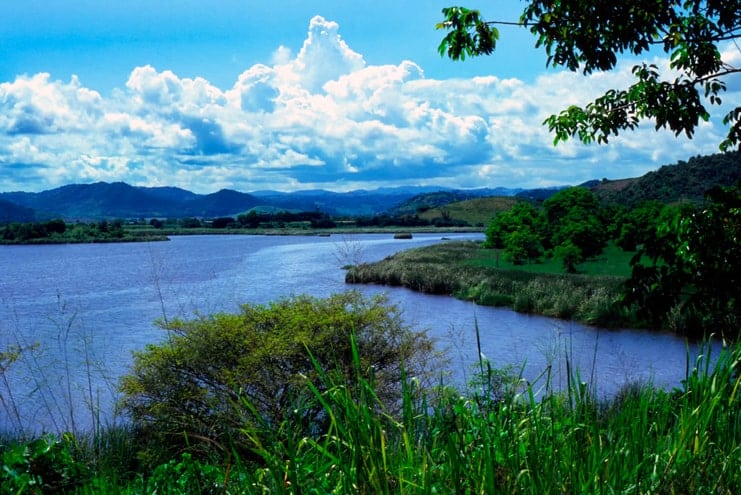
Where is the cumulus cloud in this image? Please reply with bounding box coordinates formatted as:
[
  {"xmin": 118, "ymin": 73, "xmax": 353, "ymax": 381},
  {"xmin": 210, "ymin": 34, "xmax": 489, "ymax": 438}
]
[{"xmin": 0, "ymin": 16, "xmax": 730, "ymax": 193}]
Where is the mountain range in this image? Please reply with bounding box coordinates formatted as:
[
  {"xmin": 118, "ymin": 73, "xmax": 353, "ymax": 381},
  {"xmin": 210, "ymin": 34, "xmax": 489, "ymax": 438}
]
[
  {"xmin": 0, "ymin": 182, "xmax": 521, "ymax": 221},
  {"xmin": 1, "ymin": 151, "xmax": 738, "ymax": 222}
]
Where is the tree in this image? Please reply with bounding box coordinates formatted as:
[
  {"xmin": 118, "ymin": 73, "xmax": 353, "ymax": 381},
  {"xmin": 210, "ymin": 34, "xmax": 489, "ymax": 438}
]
[
  {"xmin": 503, "ymin": 228, "xmax": 544, "ymax": 265},
  {"xmin": 437, "ymin": 1, "xmax": 741, "ymax": 150},
  {"xmin": 623, "ymin": 185, "xmax": 741, "ymax": 339},
  {"xmin": 615, "ymin": 200, "xmax": 665, "ymax": 251},
  {"xmin": 485, "ymin": 201, "xmax": 545, "ymax": 264},
  {"xmin": 120, "ymin": 292, "xmax": 437, "ymax": 464},
  {"xmin": 543, "ymin": 187, "xmax": 607, "ymax": 262}
]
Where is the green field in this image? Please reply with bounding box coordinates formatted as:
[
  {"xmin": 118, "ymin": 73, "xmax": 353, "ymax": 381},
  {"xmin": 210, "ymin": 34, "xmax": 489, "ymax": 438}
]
[{"xmin": 467, "ymin": 241, "xmax": 636, "ymax": 277}]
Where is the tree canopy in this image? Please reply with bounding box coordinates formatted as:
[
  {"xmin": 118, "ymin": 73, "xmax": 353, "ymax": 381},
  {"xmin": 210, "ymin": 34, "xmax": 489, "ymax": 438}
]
[
  {"xmin": 437, "ymin": 1, "xmax": 741, "ymax": 150},
  {"xmin": 623, "ymin": 184, "xmax": 740, "ymax": 340}
]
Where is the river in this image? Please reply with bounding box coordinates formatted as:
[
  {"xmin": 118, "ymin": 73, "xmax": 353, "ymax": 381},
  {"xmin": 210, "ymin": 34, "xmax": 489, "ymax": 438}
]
[{"xmin": 0, "ymin": 233, "xmax": 719, "ymax": 434}]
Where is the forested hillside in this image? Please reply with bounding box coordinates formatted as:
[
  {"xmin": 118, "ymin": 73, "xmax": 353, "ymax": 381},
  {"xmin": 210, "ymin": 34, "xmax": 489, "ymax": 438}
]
[{"xmin": 592, "ymin": 152, "xmax": 741, "ymax": 207}]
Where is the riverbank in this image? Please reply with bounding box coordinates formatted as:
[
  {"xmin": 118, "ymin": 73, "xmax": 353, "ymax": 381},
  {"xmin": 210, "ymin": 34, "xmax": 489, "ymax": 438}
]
[
  {"xmin": 0, "ymin": 234, "xmax": 169, "ymax": 245},
  {"xmin": 346, "ymin": 240, "xmax": 635, "ymax": 328}
]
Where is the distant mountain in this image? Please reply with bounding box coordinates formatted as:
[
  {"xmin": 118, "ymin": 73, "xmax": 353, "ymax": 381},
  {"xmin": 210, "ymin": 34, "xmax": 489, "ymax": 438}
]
[
  {"xmin": 0, "ymin": 182, "xmax": 260, "ymax": 220},
  {"xmin": 2, "ymin": 153, "xmax": 737, "ymax": 222},
  {"xmin": 0, "ymin": 198, "xmax": 35, "ymax": 223},
  {"xmin": 0, "ymin": 182, "xmax": 481, "ymax": 220},
  {"xmin": 514, "ymin": 186, "xmax": 569, "ymax": 202},
  {"xmin": 192, "ymin": 189, "xmax": 261, "ymax": 217},
  {"xmin": 140, "ymin": 186, "xmax": 200, "ymax": 204},
  {"xmin": 250, "ymin": 186, "xmax": 457, "ymax": 216},
  {"xmin": 591, "ymin": 152, "xmax": 741, "ymax": 207}
]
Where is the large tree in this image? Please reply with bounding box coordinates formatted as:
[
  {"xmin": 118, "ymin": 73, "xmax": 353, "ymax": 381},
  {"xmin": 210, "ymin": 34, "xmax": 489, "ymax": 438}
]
[{"xmin": 437, "ymin": 1, "xmax": 741, "ymax": 150}]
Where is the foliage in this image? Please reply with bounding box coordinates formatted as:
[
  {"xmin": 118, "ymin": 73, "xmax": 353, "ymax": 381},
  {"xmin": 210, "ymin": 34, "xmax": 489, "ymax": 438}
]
[
  {"xmin": 593, "ymin": 152, "xmax": 741, "ymax": 207},
  {"xmin": 0, "ymin": 219, "xmax": 166, "ymax": 244},
  {"xmin": 119, "ymin": 292, "xmax": 437, "ymax": 464},
  {"xmin": 615, "ymin": 200, "xmax": 665, "ymax": 251},
  {"xmin": 130, "ymin": 453, "xmax": 235, "ymax": 495},
  {"xmin": 437, "ymin": 1, "xmax": 741, "ymax": 150},
  {"xmin": 544, "ymin": 187, "xmax": 607, "ymax": 260},
  {"xmin": 483, "ymin": 188, "xmax": 607, "ymax": 269},
  {"xmin": 484, "ymin": 201, "xmax": 543, "ymax": 248},
  {"xmin": 6, "ymin": 339, "xmax": 740, "ymax": 494},
  {"xmin": 623, "ymin": 184, "xmax": 741, "ymax": 339},
  {"xmin": 1, "ymin": 434, "xmax": 89, "ymax": 494},
  {"xmin": 553, "ymin": 240, "xmax": 581, "ymax": 273}
]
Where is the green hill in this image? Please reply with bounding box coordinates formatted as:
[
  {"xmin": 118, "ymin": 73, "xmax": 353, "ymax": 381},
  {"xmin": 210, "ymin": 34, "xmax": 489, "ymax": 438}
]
[
  {"xmin": 386, "ymin": 191, "xmax": 485, "ymax": 216},
  {"xmin": 592, "ymin": 152, "xmax": 741, "ymax": 207},
  {"xmin": 418, "ymin": 196, "xmax": 519, "ymax": 227}
]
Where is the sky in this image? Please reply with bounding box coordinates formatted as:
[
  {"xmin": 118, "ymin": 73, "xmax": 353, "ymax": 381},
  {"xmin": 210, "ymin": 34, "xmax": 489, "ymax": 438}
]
[{"xmin": 1, "ymin": 0, "xmax": 739, "ymax": 194}]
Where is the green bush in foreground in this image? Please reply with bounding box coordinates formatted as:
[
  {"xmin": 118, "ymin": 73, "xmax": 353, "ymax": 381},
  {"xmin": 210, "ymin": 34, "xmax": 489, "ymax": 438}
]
[{"xmin": 119, "ymin": 292, "xmax": 438, "ymax": 466}]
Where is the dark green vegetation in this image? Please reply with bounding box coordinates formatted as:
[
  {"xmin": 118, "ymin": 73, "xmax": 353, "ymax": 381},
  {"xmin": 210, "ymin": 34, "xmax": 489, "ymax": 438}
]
[
  {"xmin": 0, "ymin": 219, "xmax": 168, "ymax": 244},
  {"xmin": 591, "ymin": 152, "xmax": 741, "ymax": 207},
  {"xmin": 437, "ymin": 1, "xmax": 741, "ymax": 151},
  {"xmin": 2, "ymin": 322, "xmax": 739, "ymax": 493},
  {"xmin": 349, "ymin": 180, "xmax": 741, "ymax": 340}
]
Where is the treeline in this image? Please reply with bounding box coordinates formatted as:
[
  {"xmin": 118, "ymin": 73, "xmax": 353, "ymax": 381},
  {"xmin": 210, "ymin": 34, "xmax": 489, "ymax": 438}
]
[
  {"xmin": 146, "ymin": 210, "xmax": 469, "ymax": 230},
  {"xmin": 0, "ymin": 219, "xmax": 130, "ymax": 243},
  {"xmin": 355, "ymin": 211, "xmax": 468, "ymax": 228},
  {"xmin": 147, "ymin": 210, "xmax": 338, "ymax": 230}
]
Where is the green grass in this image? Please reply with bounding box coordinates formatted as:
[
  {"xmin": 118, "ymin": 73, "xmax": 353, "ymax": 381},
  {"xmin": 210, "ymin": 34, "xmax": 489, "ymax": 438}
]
[
  {"xmin": 346, "ymin": 241, "xmax": 634, "ymax": 327},
  {"xmin": 418, "ymin": 196, "xmax": 518, "ymax": 227},
  {"xmin": 3, "ymin": 339, "xmax": 739, "ymax": 494},
  {"xmin": 468, "ymin": 241, "xmax": 635, "ymax": 277}
]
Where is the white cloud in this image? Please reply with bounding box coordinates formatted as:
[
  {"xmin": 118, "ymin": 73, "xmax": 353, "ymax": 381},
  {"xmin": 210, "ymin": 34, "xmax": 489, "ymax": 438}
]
[{"xmin": 0, "ymin": 17, "xmax": 732, "ymax": 193}]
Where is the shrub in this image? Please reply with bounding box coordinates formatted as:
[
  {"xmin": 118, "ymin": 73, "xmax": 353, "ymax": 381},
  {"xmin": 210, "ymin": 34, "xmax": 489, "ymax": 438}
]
[
  {"xmin": 1, "ymin": 434, "xmax": 89, "ymax": 494},
  {"xmin": 120, "ymin": 292, "xmax": 438, "ymax": 464}
]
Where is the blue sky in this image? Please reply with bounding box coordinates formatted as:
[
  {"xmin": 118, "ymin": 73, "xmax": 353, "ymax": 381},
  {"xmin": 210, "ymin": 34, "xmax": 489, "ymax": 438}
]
[{"xmin": 1, "ymin": 1, "xmax": 736, "ymax": 193}]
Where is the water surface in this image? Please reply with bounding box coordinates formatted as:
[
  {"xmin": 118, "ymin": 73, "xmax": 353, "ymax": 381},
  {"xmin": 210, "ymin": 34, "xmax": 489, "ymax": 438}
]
[{"xmin": 0, "ymin": 234, "xmax": 717, "ymax": 433}]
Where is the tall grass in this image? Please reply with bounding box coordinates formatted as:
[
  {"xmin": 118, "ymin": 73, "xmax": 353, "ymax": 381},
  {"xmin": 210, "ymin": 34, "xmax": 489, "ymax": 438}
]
[{"xmin": 2, "ymin": 333, "xmax": 739, "ymax": 494}]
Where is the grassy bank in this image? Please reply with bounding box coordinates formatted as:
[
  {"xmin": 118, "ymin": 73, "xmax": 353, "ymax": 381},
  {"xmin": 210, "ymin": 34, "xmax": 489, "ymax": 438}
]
[
  {"xmin": 2, "ymin": 342, "xmax": 738, "ymax": 494},
  {"xmin": 346, "ymin": 240, "xmax": 633, "ymax": 327}
]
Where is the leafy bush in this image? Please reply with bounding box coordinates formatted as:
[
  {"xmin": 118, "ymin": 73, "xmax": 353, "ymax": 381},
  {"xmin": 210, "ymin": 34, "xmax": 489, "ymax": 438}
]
[
  {"xmin": 133, "ymin": 453, "xmax": 236, "ymax": 495},
  {"xmin": 1, "ymin": 434, "xmax": 89, "ymax": 494},
  {"xmin": 120, "ymin": 292, "xmax": 438, "ymax": 464}
]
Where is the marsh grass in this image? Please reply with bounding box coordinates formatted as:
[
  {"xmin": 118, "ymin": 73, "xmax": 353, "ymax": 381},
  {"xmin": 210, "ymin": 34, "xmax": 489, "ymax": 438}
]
[
  {"xmin": 347, "ymin": 241, "xmax": 632, "ymax": 327},
  {"xmin": 235, "ymin": 339, "xmax": 740, "ymax": 494}
]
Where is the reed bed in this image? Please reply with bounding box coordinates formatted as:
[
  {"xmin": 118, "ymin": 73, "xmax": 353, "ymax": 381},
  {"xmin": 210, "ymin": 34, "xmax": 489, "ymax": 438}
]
[{"xmin": 346, "ymin": 241, "xmax": 629, "ymax": 327}]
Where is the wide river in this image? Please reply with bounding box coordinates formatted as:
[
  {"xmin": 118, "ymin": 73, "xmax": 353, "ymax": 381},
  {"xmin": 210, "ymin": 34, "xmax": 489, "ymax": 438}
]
[{"xmin": 0, "ymin": 234, "xmax": 719, "ymax": 434}]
